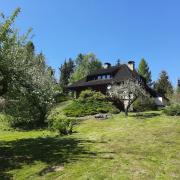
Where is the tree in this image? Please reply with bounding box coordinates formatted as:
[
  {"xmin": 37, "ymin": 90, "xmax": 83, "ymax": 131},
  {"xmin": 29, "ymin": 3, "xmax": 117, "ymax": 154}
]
[
  {"xmin": 116, "ymin": 59, "xmax": 121, "ymax": 66},
  {"xmin": 177, "ymin": 80, "xmax": 180, "ymax": 93},
  {"xmin": 108, "ymin": 79, "xmax": 148, "ymax": 116},
  {"xmin": 0, "ymin": 8, "xmax": 21, "ymax": 96},
  {"xmin": 59, "ymin": 58, "xmax": 74, "ymax": 94},
  {"xmin": 154, "ymin": 71, "xmax": 173, "ymax": 98},
  {"xmin": 26, "ymin": 41, "xmax": 35, "ymax": 56},
  {"xmin": 70, "ymin": 53, "xmax": 102, "ymax": 82},
  {"xmin": 138, "ymin": 58, "xmax": 152, "ymax": 85},
  {"xmin": 0, "ymin": 8, "xmax": 57, "ymax": 127},
  {"xmin": 178, "ymin": 87, "xmax": 180, "ymax": 94}
]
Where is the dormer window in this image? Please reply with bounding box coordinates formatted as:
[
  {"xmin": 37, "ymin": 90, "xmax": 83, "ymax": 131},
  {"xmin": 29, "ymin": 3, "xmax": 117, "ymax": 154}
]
[
  {"xmin": 96, "ymin": 74, "xmax": 112, "ymax": 80},
  {"xmin": 98, "ymin": 75, "xmax": 102, "ymax": 80},
  {"xmin": 107, "ymin": 75, "xmax": 111, "ymax": 79}
]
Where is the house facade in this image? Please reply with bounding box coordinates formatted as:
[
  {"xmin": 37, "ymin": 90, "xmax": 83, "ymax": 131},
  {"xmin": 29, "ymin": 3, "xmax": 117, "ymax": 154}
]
[{"xmin": 68, "ymin": 61, "xmax": 168, "ymax": 108}]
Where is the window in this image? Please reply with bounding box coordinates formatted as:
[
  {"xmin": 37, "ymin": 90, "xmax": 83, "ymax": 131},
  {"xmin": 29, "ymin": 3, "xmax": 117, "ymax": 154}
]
[
  {"xmin": 102, "ymin": 75, "xmax": 106, "ymax": 79},
  {"xmin": 98, "ymin": 75, "xmax": 102, "ymax": 80},
  {"xmin": 96, "ymin": 74, "xmax": 112, "ymax": 80}
]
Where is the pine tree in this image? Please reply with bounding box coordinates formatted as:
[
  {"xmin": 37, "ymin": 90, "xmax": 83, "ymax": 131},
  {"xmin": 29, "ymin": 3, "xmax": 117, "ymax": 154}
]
[
  {"xmin": 138, "ymin": 58, "xmax": 152, "ymax": 85},
  {"xmin": 178, "ymin": 80, "xmax": 180, "ymax": 93},
  {"xmin": 116, "ymin": 59, "xmax": 121, "ymax": 66},
  {"xmin": 59, "ymin": 58, "xmax": 74, "ymax": 94},
  {"xmin": 154, "ymin": 71, "xmax": 174, "ymax": 98}
]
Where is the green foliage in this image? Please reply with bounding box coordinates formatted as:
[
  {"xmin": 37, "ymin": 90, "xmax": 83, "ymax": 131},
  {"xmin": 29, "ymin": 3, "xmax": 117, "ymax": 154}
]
[
  {"xmin": 70, "ymin": 53, "xmax": 102, "ymax": 82},
  {"xmin": 64, "ymin": 90, "xmax": 119, "ymax": 117},
  {"xmin": 0, "ymin": 113, "xmax": 13, "ymax": 130},
  {"xmin": 163, "ymin": 104, "xmax": 180, "ymax": 116},
  {"xmin": 0, "ymin": 9, "xmax": 58, "ymax": 128},
  {"xmin": 138, "ymin": 58, "xmax": 152, "ymax": 85},
  {"xmin": 47, "ymin": 104, "xmax": 76, "ymax": 135},
  {"xmin": 59, "ymin": 58, "xmax": 74, "ymax": 94},
  {"xmin": 154, "ymin": 71, "xmax": 173, "ymax": 98},
  {"xmin": 79, "ymin": 89, "xmax": 106, "ymax": 101},
  {"xmin": 177, "ymin": 85, "xmax": 180, "ymax": 94},
  {"xmin": 171, "ymin": 91, "xmax": 180, "ymax": 104},
  {"xmin": 49, "ymin": 117, "xmax": 75, "ymax": 135},
  {"xmin": 133, "ymin": 97, "xmax": 157, "ymax": 112}
]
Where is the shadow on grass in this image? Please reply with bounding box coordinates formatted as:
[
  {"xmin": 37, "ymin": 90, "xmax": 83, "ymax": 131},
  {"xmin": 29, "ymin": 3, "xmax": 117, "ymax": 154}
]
[
  {"xmin": 0, "ymin": 136, "xmax": 112, "ymax": 179},
  {"xmin": 130, "ymin": 112, "xmax": 161, "ymax": 119}
]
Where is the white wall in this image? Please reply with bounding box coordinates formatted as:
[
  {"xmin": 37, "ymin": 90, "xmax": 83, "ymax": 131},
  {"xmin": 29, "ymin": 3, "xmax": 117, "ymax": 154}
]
[{"xmin": 154, "ymin": 97, "xmax": 167, "ymax": 106}]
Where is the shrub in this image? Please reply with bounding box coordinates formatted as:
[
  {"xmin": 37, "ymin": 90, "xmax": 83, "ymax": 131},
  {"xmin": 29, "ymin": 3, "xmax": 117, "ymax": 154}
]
[
  {"xmin": 5, "ymin": 96, "xmax": 43, "ymax": 129},
  {"xmin": 163, "ymin": 104, "xmax": 180, "ymax": 116},
  {"xmin": 47, "ymin": 105, "xmax": 76, "ymax": 135},
  {"xmin": 50, "ymin": 117, "xmax": 75, "ymax": 135},
  {"xmin": 133, "ymin": 97, "xmax": 157, "ymax": 112},
  {"xmin": 64, "ymin": 90, "xmax": 119, "ymax": 117},
  {"xmin": 0, "ymin": 113, "xmax": 13, "ymax": 130},
  {"xmin": 79, "ymin": 89, "xmax": 106, "ymax": 102}
]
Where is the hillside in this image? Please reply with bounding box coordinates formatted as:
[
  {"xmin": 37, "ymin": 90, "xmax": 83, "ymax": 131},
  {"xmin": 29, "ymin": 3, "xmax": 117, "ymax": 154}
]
[{"xmin": 0, "ymin": 112, "xmax": 179, "ymax": 179}]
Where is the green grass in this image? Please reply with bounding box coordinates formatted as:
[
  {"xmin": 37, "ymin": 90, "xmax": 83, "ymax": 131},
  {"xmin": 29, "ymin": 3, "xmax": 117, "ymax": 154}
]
[{"xmin": 0, "ymin": 111, "xmax": 180, "ymax": 179}]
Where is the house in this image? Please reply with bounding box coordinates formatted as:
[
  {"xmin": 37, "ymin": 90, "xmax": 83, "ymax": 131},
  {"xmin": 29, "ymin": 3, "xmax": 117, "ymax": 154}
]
[{"xmin": 68, "ymin": 61, "xmax": 168, "ymax": 108}]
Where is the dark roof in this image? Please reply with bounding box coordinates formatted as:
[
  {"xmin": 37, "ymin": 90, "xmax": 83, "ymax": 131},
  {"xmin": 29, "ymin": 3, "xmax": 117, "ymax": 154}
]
[
  {"xmin": 87, "ymin": 66, "xmax": 119, "ymax": 76},
  {"xmin": 68, "ymin": 64, "xmax": 140, "ymax": 89},
  {"xmin": 68, "ymin": 63, "xmax": 167, "ymax": 99}
]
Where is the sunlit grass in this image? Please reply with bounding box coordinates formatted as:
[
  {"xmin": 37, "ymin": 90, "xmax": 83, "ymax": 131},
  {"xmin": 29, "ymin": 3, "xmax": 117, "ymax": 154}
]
[{"xmin": 0, "ymin": 111, "xmax": 180, "ymax": 179}]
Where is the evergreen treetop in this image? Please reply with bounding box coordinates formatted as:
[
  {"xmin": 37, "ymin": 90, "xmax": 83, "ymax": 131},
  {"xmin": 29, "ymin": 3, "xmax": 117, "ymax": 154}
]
[{"xmin": 138, "ymin": 58, "xmax": 152, "ymax": 85}]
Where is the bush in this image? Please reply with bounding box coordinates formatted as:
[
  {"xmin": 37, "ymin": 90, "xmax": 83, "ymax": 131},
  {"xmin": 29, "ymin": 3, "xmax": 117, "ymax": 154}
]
[
  {"xmin": 5, "ymin": 96, "xmax": 43, "ymax": 129},
  {"xmin": 79, "ymin": 89, "xmax": 106, "ymax": 102},
  {"xmin": 50, "ymin": 117, "xmax": 75, "ymax": 135},
  {"xmin": 163, "ymin": 104, "xmax": 180, "ymax": 116},
  {"xmin": 64, "ymin": 90, "xmax": 119, "ymax": 117},
  {"xmin": 133, "ymin": 97, "xmax": 157, "ymax": 112},
  {"xmin": 47, "ymin": 106, "xmax": 76, "ymax": 135},
  {"xmin": 0, "ymin": 113, "xmax": 13, "ymax": 130}
]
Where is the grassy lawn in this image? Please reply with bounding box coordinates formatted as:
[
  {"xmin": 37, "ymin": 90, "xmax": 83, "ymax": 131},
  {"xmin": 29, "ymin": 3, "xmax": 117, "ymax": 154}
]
[{"xmin": 0, "ymin": 112, "xmax": 180, "ymax": 180}]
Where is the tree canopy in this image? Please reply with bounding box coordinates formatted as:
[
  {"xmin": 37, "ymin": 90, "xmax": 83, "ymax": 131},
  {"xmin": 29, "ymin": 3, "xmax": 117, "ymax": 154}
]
[
  {"xmin": 59, "ymin": 58, "xmax": 74, "ymax": 94},
  {"xmin": 0, "ymin": 8, "xmax": 58, "ymax": 128},
  {"xmin": 70, "ymin": 53, "xmax": 102, "ymax": 82},
  {"xmin": 138, "ymin": 58, "xmax": 152, "ymax": 85},
  {"xmin": 154, "ymin": 71, "xmax": 173, "ymax": 98}
]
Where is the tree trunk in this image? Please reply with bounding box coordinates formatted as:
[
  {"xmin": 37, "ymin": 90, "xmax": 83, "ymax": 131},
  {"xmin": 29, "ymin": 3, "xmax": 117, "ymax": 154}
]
[
  {"xmin": 125, "ymin": 104, "xmax": 130, "ymax": 116},
  {"xmin": 124, "ymin": 96, "xmax": 137, "ymax": 116},
  {"xmin": 125, "ymin": 108, "xmax": 128, "ymax": 116}
]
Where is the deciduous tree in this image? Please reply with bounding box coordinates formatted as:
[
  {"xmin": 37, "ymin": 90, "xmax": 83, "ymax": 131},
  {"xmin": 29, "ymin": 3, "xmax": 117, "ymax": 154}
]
[
  {"xmin": 108, "ymin": 79, "xmax": 148, "ymax": 116},
  {"xmin": 0, "ymin": 8, "xmax": 57, "ymax": 127},
  {"xmin": 70, "ymin": 53, "xmax": 102, "ymax": 82}
]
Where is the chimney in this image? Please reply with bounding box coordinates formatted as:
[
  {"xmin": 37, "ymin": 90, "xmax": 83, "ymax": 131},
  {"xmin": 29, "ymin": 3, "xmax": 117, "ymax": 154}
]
[
  {"xmin": 128, "ymin": 61, "xmax": 135, "ymax": 71},
  {"xmin": 103, "ymin": 62, "xmax": 111, "ymax": 69}
]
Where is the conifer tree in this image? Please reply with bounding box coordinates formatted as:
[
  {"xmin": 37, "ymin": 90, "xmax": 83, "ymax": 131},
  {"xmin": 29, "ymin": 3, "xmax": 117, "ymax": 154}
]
[
  {"xmin": 138, "ymin": 58, "xmax": 152, "ymax": 85},
  {"xmin": 116, "ymin": 59, "xmax": 121, "ymax": 66},
  {"xmin": 178, "ymin": 80, "xmax": 180, "ymax": 93},
  {"xmin": 154, "ymin": 71, "xmax": 173, "ymax": 98},
  {"xmin": 59, "ymin": 58, "xmax": 74, "ymax": 93}
]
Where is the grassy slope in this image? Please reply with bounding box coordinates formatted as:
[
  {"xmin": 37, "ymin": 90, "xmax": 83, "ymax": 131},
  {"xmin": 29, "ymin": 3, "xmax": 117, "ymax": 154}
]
[{"xmin": 0, "ymin": 111, "xmax": 180, "ymax": 180}]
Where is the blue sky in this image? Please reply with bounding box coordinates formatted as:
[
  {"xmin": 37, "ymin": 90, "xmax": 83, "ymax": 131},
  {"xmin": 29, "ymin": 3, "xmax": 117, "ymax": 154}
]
[{"xmin": 0, "ymin": 0, "xmax": 180, "ymax": 86}]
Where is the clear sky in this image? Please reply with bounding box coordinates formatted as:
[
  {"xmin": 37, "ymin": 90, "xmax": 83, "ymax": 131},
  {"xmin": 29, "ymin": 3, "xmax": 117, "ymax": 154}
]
[{"xmin": 0, "ymin": 0, "xmax": 180, "ymax": 86}]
